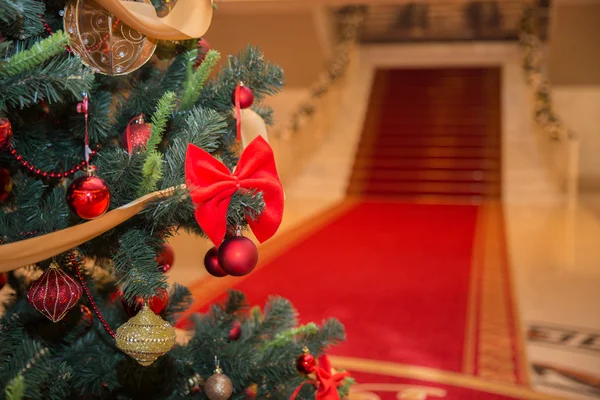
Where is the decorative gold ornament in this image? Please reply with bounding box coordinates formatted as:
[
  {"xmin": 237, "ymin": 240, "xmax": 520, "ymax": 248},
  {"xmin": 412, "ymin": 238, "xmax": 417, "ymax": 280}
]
[
  {"xmin": 204, "ymin": 366, "xmax": 233, "ymax": 400},
  {"xmin": 64, "ymin": 0, "xmax": 157, "ymax": 75},
  {"xmin": 115, "ymin": 303, "xmax": 176, "ymax": 366}
]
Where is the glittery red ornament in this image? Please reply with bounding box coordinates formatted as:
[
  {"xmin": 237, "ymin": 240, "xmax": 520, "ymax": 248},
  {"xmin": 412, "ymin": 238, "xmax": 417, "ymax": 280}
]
[
  {"xmin": 204, "ymin": 247, "xmax": 228, "ymax": 277},
  {"xmin": 28, "ymin": 264, "xmax": 82, "ymax": 322},
  {"xmin": 228, "ymin": 320, "xmax": 241, "ymax": 341},
  {"xmin": 217, "ymin": 236, "xmax": 258, "ymax": 277},
  {"xmin": 231, "ymin": 85, "xmax": 254, "ymax": 109},
  {"xmin": 0, "ymin": 168, "xmax": 13, "ymax": 202},
  {"xmin": 194, "ymin": 37, "xmax": 211, "ymax": 69},
  {"xmin": 295, "ymin": 348, "xmax": 316, "ymax": 374},
  {"xmin": 0, "ymin": 118, "xmax": 12, "ymax": 147},
  {"xmin": 121, "ymin": 114, "xmax": 151, "ymax": 154},
  {"xmin": 156, "ymin": 243, "xmax": 175, "ymax": 273},
  {"xmin": 120, "ymin": 288, "xmax": 169, "ymax": 317},
  {"xmin": 66, "ymin": 175, "xmax": 111, "ymax": 220}
]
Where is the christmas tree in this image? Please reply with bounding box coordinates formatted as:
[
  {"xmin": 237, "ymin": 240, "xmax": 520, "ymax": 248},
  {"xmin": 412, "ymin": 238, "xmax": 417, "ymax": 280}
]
[{"xmin": 0, "ymin": 0, "xmax": 349, "ymax": 398}]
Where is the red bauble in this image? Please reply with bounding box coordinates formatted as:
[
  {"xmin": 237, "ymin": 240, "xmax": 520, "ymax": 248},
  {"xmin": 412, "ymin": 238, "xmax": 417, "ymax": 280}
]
[
  {"xmin": 156, "ymin": 243, "xmax": 175, "ymax": 273},
  {"xmin": 120, "ymin": 288, "xmax": 169, "ymax": 317},
  {"xmin": 194, "ymin": 37, "xmax": 211, "ymax": 69},
  {"xmin": 228, "ymin": 321, "xmax": 242, "ymax": 341},
  {"xmin": 296, "ymin": 350, "xmax": 316, "ymax": 374},
  {"xmin": 217, "ymin": 236, "xmax": 258, "ymax": 277},
  {"xmin": 121, "ymin": 115, "xmax": 151, "ymax": 154},
  {"xmin": 231, "ymin": 86, "xmax": 254, "ymax": 109},
  {"xmin": 0, "ymin": 118, "xmax": 12, "ymax": 147},
  {"xmin": 28, "ymin": 265, "xmax": 82, "ymax": 322},
  {"xmin": 0, "ymin": 272, "xmax": 6, "ymax": 290},
  {"xmin": 204, "ymin": 247, "xmax": 228, "ymax": 277},
  {"xmin": 66, "ymin": 175, "xmax": 111, "ymax": 220},
  {"xmin": 0, "ymin": 168, "xmax": 13, "ymax": 202}
]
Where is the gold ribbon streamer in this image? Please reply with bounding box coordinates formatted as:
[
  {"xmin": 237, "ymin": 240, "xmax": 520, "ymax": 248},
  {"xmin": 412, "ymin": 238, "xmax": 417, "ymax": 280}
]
[{"xmin": 93, "ymin": 0, "xmax": 214, "ymax": 40}]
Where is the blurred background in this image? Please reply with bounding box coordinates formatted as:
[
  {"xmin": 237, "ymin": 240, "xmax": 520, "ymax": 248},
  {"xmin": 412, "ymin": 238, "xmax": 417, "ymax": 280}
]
[{"xmin": 168, "ymin": 1, "xmax": 600, "ymax": 399}]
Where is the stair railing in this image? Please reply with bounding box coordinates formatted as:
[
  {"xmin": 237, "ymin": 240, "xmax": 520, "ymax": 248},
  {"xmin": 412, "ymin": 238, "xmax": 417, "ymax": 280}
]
[{"xmin": 519, "ymin": 7, "xmax": 579, "ymax": 206}]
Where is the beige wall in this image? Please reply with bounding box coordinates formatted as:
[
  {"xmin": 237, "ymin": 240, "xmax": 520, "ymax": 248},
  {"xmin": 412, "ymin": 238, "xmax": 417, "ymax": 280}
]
[
  {"xmin": 205, "ymin": 10, "xmax": 327, "ymax": 88},
  {"xmin": 548, "ymin": 3, "xmax": 600, "ymax": 189}
]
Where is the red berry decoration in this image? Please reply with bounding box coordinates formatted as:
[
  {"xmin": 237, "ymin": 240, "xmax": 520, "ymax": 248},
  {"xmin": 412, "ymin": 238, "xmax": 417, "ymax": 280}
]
[
  {"xmin": 156, "ymin": 243, "xmax": 175, "ymax": 273},
  {"xmin": 120, "ymin": 288, "xmax": 169, "ymax": 317},
  {"xmin": 231, "ymin": 85, "xmax": 254, "ymax": 109},
  {"xmin": 204, "ymin": 246, "xmax": 228, "ymax": 277},
  {"xmin": 0, "ymin": 167, "xmax": 13, "ymax": 202},
  {"xmin": 296, "ymin": 347, "xmax": 316, "ymax": 374},
  {"xmin": 194, "ymin": 37, "xmax": 211, "ymax": 69},
  {"xmin": 217, "ymin": 236, "xmax": 258, "ymax": 277},
  {"xmin": 0, "ymin": 118, "xmax": 12, "ymax": 147},
  {"xmin": 228, "ymin": 320, "xmax": 241, "ymax": 341},
  {"xmin": 121, "ymin": 114, "xmax": 151, "ymax": 154},
  {"xmin": 28, "ymin": 263, "xmax": 82, "ymax": 322},
  {"xmin": 66, "ymin": 175, "xmax": 111, "ymax": 220}
]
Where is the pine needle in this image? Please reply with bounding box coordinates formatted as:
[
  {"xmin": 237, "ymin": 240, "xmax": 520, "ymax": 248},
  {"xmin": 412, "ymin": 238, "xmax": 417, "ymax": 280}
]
[
  {"xmin": 180, "ymin": 49, "xmax": 220, "ymax": 110},
  {"xmin": 0, "ymin": 31, "xmax": 70, "ymax": 78},
  {"xmin": 5, "ymin": 375, "xmax": 25, "ymax": 400}
]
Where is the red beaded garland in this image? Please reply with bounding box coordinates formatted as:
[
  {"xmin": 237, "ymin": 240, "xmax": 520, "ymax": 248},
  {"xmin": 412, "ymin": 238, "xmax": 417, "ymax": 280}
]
[
  {"xmin": 6, "ymin": 144, "xmax": 99, "ymax": 179},
  {"xmin": 70, "ymin": 253, "xmax": 116, "ymax": 337}
]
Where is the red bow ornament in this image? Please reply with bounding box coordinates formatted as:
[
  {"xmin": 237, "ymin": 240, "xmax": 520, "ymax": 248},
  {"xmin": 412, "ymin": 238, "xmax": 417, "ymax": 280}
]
[
  {"xmin": 290, "ymin": 355, "xmax": 351, "ymax": 400},
  {"xmin": 185, "ymin": 136, "xmax": 284, "ymax": 246}
]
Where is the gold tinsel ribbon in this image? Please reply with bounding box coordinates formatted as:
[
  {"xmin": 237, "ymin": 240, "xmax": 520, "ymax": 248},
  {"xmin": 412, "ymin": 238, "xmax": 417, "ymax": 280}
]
[{"xmin": 93, "ymin": 0, "xmax": 213, "ymax": 40}]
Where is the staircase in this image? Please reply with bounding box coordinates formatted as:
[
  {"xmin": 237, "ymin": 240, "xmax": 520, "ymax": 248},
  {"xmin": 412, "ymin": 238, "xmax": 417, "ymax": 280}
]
[{"xmin": 348, "ymin": 68, "xmax": 501, "ymax": 200}]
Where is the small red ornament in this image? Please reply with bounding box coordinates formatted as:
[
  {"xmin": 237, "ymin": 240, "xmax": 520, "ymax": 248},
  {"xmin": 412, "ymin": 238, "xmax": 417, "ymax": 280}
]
[
  {"xmin": 194, "ymin": 37, "xmax": 211, "ymax": 69},
  {"xmin": 232, "ymin": 85, "xmax": 254, "ymax": 109},
  {"xmin": 156, "ymin": 243, "xmax": 175, "ymax": 273},
  {"xmin": 0, "ymin": 272, "xmax": 6, "ymax": 290},
  {"xmin": 296, "ymin": 347, "xmax": 316, "ymax": 375},
  {"xmin": 204, "ymin": 247, "xmax": 228, "ymax": 277},
  {"xmin": 120, "ymin": 288, "xmax": 169, "ymax": 317},
  {"xmin": 0, "ymin": 118, "xmax": 12, "ymax": 147},
  {"xmin": 228, "ymin": 320, "xmax": 241, "ymax": 341},
  {"xmin": 78, "ymin": 304, "xmax": 93, "ymax": 330},
  {"xmin": 121, "ymin": 114, "xmax": 152, "ymax": 154},
  {"xmin": 28, "ymin": 264, "xmax": 82, "ymax": 322},
  {"xmin": 66, "ymin": 175, "xmax": 111, "ymax": 220},
  {"xmin": 217, "ymin": 236, "xmax": 258, "ymax": 277},
  {"xmin": 0, "ymin": 168, "xmax": 13, "ymax": 202}
]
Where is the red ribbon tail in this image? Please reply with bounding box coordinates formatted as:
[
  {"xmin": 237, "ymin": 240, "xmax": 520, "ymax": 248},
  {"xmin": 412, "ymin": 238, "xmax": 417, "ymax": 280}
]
[
  {"xmin": 290, "ymin": 380, "xmax": 311, "ymax": 400},
  {"xmin": 235, "ymin": 83, "xmax": 242, "ymax": 142}
]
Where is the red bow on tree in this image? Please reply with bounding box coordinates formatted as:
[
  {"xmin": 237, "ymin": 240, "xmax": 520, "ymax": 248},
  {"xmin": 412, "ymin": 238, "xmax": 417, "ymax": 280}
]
[
  {"xmin": 290, "ymin": 355, "xmax": 351, "ymax": 400},
  {"xmin": 185, "ymin": 136, "xmax": 284, "ymax": 246}
]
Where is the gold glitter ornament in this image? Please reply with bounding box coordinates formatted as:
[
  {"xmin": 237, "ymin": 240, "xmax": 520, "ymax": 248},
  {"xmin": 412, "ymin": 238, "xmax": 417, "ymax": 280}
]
[
  {"xmin": 63, "ymin": 0, "xmax": 157, "ymax": 75},
  {"xmin": 204, "ymin": 366, "xmax": 233, "ymax": 400},
  {"xmin": 115, "ymin": 303, "xmax": 176, "ymax": 366}
]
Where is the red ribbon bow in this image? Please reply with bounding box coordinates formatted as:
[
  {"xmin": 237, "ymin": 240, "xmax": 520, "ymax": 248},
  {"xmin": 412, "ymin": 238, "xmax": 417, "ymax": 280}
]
[
  {"xmin": 184, "ymin": 136, "xmax": 284, "ymax": 246},
  {"xmin": 290, "ymin": 356, "xmax": 351, "ymax": 400}
]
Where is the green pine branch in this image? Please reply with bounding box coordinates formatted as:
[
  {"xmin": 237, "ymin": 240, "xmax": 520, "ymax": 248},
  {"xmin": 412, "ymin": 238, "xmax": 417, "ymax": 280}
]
[
  {"xmin": 0, "ymin": 31, "xmax": 70, "ymax": 78},
  {"xmin": 5, "ymin": 375, "xmax": 25, "ymax": 400},
  {"xmin": 180, "ymin": 49, "xmax": 220, "ymax": 110},
  {"xmin": 137, "ymin": 150, "xmax": 164, "ymax": 196},
  {"xmin": 0, "ymin": 0, "xmax": 45, "ymax": 38}
]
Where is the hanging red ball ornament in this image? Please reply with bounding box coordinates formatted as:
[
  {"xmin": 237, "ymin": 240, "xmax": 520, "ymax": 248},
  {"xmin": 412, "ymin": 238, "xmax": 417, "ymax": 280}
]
[
  {"xmin": 228, "ymin": 320, "xmax": 242, "ymax": 341},
  {"xmin": 204, "ymin": 247, "xmax": 228, "ymax": 277},
  {"xmin": 120, "ymin": 288, "xmax": 169, "ymax": 317},
  {"xmin": 121, "ymin": 114, "xmax": 152, "ymax": 154},
  {"xmin": 232, "ymin": 85, "xmax": 254, "ymax": 109},
  {"xmin": 295, "ymin": 347, "xmax": 316, "ymax": 375},
  {"xmin": 194, "ymin": 37, "xmax": 211, "ymax": 69},
  {"xmin": 0, "ymin": 118, "xmax": 12, "ymax": 148},
  {"xmin": 217, "ymin": 236, "xmax": 258, "ymax": 277},
  {"xmin": 28, "ymin": 263, "xmax": 83, "ymax": 322},
  {"xmin": 0, "ymin": 168, "xmax": 13, "ymax": 202},
  {"xmin": 156, "ymin": 243, "xmax": 175, "ymax": 273},
  {"xmin": 0, "ymin": 272, "xmax": 7, "ymax": 290},
  {"xmin": 66, "ymin": 175, "xmax": 111, "ymax": 220}
]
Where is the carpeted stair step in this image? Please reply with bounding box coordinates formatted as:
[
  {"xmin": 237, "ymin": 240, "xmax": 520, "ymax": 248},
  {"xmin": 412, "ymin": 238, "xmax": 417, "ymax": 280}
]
[
  {"xmin": 357, "ymin": 146, "xmax": 500, "ymax": 159},
  {"xmin": 347, "ymin": 181, "xmax": 500, "ymax": 196},
  {"xmin": 349, "ymin": 169, "xmax": 500, "ymax": 183},
  {"xmin": 352, "ymin": 157, "xmax": 499, "ymax": 170},
  {"xmin": 364, "ymin": 136, "xmax": 499, "ymax": 148}
]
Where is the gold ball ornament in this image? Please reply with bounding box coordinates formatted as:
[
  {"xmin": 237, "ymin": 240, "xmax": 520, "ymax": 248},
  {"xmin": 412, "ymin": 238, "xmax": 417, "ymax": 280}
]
[
  {"xmin": 115, "ymin": 303, "xmax": 176, "ymax": 366},
  {"xmin": 204, "ymin": 367, "xmax": 233, "ymax": 400},
  {"xmin": 63, "ymin": 0, "xmax": 157, "ymax": 75}
]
